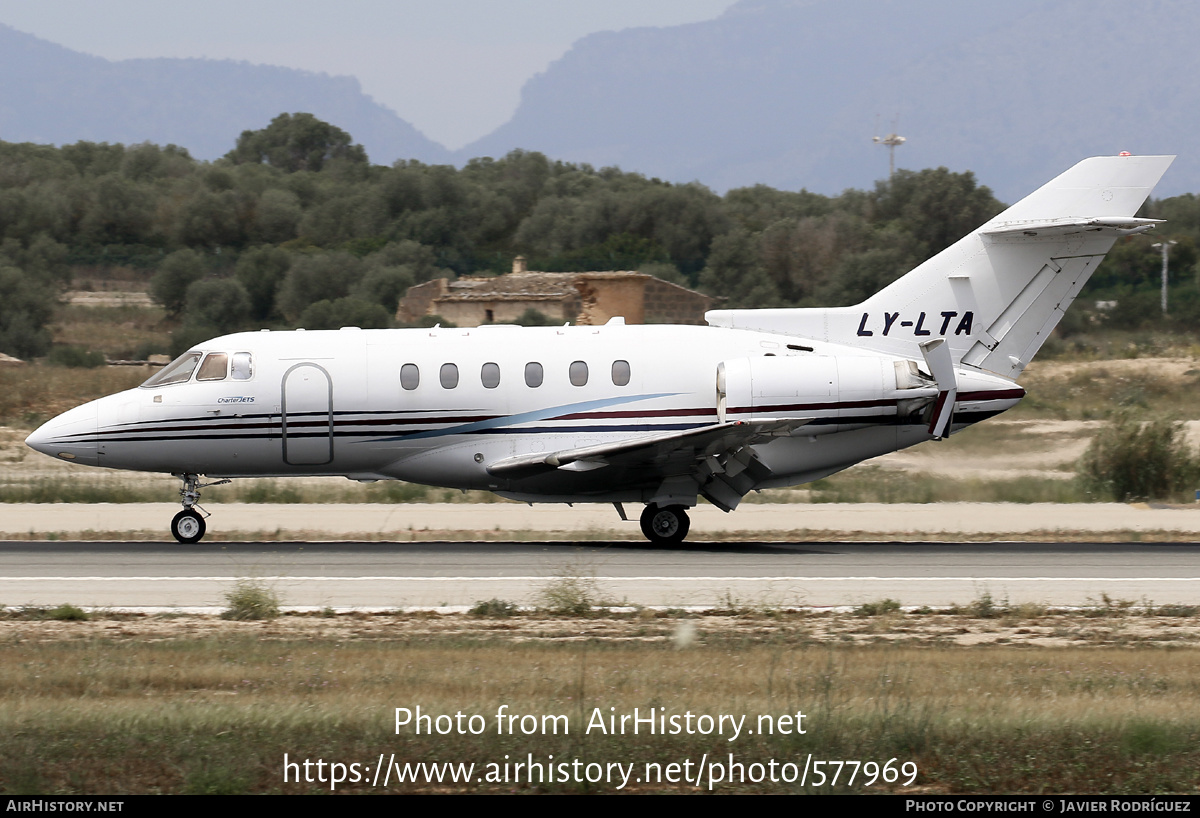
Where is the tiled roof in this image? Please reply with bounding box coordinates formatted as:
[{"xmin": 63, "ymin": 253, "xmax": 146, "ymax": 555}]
[{"xmin": 436, "ymin": 271, "xmax": 642, "ymax": 302}]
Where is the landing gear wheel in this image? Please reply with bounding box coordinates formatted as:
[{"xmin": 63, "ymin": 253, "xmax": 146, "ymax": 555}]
[
  {"xmin": 171, "ymin": 508, "xmax": 206, "ymax": 544},
  {"xmin": 639, "ymin": 504, "xmax": 691, "ymax": 545},
  {"xmin": 171, "ymin": 473, "xmax": 227, "ymax": 544}
]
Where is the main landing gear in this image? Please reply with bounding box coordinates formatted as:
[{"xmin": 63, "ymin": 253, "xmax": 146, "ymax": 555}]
[
  {"xmin": 639, "ymin": 503, "xmax": 691, "ymax": 545},
  {"xmin": 170, "ymin": 473, "xmax": 228, "ymax": 543}
]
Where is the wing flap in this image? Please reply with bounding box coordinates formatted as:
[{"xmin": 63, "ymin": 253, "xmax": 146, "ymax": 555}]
[{"xmin": 486, "ymin": 418, "xmax": 812, "ymax": 477}]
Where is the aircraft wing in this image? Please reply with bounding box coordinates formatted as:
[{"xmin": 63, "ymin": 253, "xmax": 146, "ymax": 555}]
[{"xmin": 486, "ymin": 418, "xmax": 813, "ymax": 478}]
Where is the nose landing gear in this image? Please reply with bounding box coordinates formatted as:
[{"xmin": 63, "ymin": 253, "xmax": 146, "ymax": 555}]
[
  {"xmin": 170, "ymin": 473, "xmax": 229, "ymax": 543},
  {"xmin": 171, "ymin": 508, "xmax": 206, "ymax": 543}
]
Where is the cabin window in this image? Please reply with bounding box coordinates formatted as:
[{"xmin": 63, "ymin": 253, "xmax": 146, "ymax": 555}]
[
  {"xmin": 400, "ymin": 363, "xmax": 420, "ymax": 390},
  {"xmin": 525, "ymin": 362, "xmax": 543, "ymax": 388},
  {"xmin": 569, "ymin": 360, "xmax": 588, "ymax": 386},
  {"xmin": 481, "ymin": 362, "xmax": 500, "ymax": 389},
  {"xmin": 140, "ymin": 351, "xmax": 202, "ymax": 388},
  {"xmin": 440, "ymin": 363, "xmax": 459, "ymax": 389},
  {"xmin": 196, "ymin": 352, "xmax": 229, "ymax": 382},
  {"xmin": 612, "ymin": 360, "xmax": 631, "ymax": 386},
  {"xmin": 231, "ymin": 352, "xmax": 253, "ymax": 381}
]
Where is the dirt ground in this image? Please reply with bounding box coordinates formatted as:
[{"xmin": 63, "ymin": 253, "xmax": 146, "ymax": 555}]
[{"xmin": 4, "ymin": 606, "xmax": 1199, "ymax": 649}]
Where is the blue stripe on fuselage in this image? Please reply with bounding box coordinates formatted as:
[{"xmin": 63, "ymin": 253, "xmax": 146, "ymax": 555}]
[{"xmin": 368, "ymin": 393, "xmax": 680, "ymax": 441}]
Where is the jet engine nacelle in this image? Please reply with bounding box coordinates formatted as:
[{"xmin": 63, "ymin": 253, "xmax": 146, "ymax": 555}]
[{"xmin": 716, "ymin": 355, "xmax": 931, "ymax": 431}]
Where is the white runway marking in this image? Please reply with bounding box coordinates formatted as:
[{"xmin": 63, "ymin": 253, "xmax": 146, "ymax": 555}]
[{"xmin": 6, "ymin": 576, "xmax": 1200, "ymax": 583}]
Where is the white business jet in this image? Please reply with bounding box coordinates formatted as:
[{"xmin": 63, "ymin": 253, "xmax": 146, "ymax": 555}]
[{"xmin": 25, "ymin": 154, "xmax": 1173, "ymax": 544}]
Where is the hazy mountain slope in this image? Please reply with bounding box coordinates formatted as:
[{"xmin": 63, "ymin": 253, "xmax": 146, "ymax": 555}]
[
  {"xmin": 461, "ymin": 0, "xmax": 1196, "ymax": 200},
  {"xmin": 0, "ymin": 24, "xmax": 451, "ymax": 165},
  {"xmin": 4, "ymin": 3, "xmax": 1195, "ymax": 200}
]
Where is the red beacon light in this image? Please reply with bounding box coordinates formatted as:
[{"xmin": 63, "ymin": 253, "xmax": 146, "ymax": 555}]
[{"xmin": 1119, "ymin": 151, "xmax": 1132, "ymax": 156}]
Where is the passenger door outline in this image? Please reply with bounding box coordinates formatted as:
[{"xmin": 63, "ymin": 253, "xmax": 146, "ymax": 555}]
[{"xmin": 281, "ymin": 363, "xmax": 334, "ymax": 465}]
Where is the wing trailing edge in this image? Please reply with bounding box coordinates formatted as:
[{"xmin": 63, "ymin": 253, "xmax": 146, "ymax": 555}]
[
  {"xmin": 487, "ymin": 418, "xmax": 813, "ymax": 511},
  {"xmin": 486, "ymin": 418, "xmax": 812, "ymax": 477}
]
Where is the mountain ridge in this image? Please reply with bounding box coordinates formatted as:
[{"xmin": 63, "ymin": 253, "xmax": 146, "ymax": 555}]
[
  {"xmin": 3, "ymin": 3, "xmax": 1197, "ymax": 202},
  {"xmin": 458, "ymin": 0, "xmax": 1194, "ymax": 201},
  {"xmin": 0, "ymin": 23, "xmax": 451, "ymax": 166}
]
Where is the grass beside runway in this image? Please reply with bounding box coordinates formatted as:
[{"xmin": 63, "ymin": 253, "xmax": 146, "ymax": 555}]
[
  {"xmin": 0, "ymin": 472, "xmax": 1092, "ymax": 504},
  {"xmin": 3, "ymin": 605, "xmax": 1200, "ymax": 794}
]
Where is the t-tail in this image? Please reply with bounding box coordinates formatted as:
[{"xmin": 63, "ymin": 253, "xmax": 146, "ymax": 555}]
[{"xmin": 706, "ymin": 154, "xmax": 1175, "ymax": 380}]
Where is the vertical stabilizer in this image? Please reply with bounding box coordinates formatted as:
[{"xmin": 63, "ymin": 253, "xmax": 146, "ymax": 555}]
[{"xmin": 706, "ymin": 154, "xmax": 1174, "ymax": 379}]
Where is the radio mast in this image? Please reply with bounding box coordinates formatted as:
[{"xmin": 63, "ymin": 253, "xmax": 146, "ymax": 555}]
[{"xmin": 873, "ymin": 115, "xmax": 906, "ymax": 180}]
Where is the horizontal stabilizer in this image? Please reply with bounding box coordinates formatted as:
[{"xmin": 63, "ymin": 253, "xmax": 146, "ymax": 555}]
[
  {"xmin": 982, "ymin": 217, "xmax": 1162, "ymax": 238},
  {"xmin": 486, "ymin": 418, "xmax": 812, "ymax": 477}
]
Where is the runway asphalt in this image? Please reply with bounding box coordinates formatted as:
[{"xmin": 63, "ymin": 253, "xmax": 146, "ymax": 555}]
[
  {"xmin": 4, "ymin": 501, "xmax": 1200, "ymax": 539},
  {"xmin": 3, "ymin": 540, "xmax": 1199, "ymax": 609}
]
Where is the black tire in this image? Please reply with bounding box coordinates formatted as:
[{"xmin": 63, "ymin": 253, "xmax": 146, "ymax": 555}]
[
  {"xmin": 171, "ymin": 508, "xmax": 206, "ymax": 544},
  {"xmin": 639, "ymin": 504, "xmax": 690, "ymax": 545},
  {"xmin": 639, "ymin": 504, "xmax": 656, "ymax": 540}
]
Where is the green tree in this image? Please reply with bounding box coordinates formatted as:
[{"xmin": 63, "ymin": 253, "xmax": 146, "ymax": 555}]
[
  {"xmin": 353, "ymin": 239, "xmax": 453, "ymax": 312},
  {"xmin": 1089, "ymin": 235, "xmax": 1169, "ymax": 294},
  {"xmin": 173, "ymin": 189, "xmax": 246, "ymax": 248},
  {"xmin": 354, "ymin": 265, "xmax": 414, "ymax": 313},
  {"xmin": 254, "ymin": 188, "xmax": 302, "ymax": 244},
  {"xmin": 1078, "ymin": 414, "xmax": 1200, "ymax": 502},
  {"xmin": 870, "ymin": 167, "xmax": 1004, "ymax": 256},
  {"xmin": 183, "ymin": 278, "xmax": 251, "ymax": 334},
  {"xmin": 1103, "ymin": 287, "xmax": 1159, "ymax": 330},
  {"xmin": 0, "ymin": 235, "xmax": 71, "ymax": 286},
  {"xmin": 59, "ymin": 141, "xmax": 125, "ymax": 177},
  {"xmin": 639, "ymin": 261, "xmax": 688, "ymax": 285},
  {"xmin": 0, "ymin": 265, "xmax": 55, "ymax": 359},
  {"xmin": 698, "ymin": 227, "xmax": 780, "ymax": 307},
  {"xmin": 296, "ymin": 190, "xmax": 378, "ymax": 246},
  {"xmin": 724, "ymin": 185, "xmax": 832, "ymax": 232},
  {"xmin": 759, "ymin": 212, "xmax": 872, "ymax": 303},
  {"xmin": 817, "ymin": 245, "xmax": 920, "ymax": 306},
  {"xmin": 1147, "ymin": 193, "xmax": 1200, "ymax": 244},
  {"xmin": 275, "ymin": 251, "xmax": 365, "ymax": 321},
  {"xmin": 530, "ymin": 232, "xmax": 670, "ymax": 272},
  {"xmin": 120, "ymin": 142, "xmax": 194, "ymax": 182},
  {"xmin": 169, "ymin": 323, "xmax": 219, "ymax": 358},
  {"xmin": 513, "ymin": 178, "xmax": 726, "ymax": 275},
  {"xmin": 150, "ymin": 249, "xmax": 207, "ymax": 317},
  {"xmin": 46, "ymin": 346, "xmax": 106, "ymax": 368},
  {"xmin": 299, "ymin": 297, "xmax": 390, "ymax": 330},
  {"xmin": 79, "ymin": 174, "xmax": 153, "ymax": 246},
  {"xmin": 364, "ymin": 239, "xmax": 447, "ymax": 280},
  {"xmin": 226, "ymin": 113, "xmax": 368, "ymax": 173},
  {"xmin": 235, "ymin": 246, "xmax": 292, "ymax": 321}
]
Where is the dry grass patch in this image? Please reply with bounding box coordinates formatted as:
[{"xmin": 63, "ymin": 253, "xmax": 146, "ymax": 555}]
[
  {"xmin": 51, "ymin": 303, "xmax": 169, "ymax": 361},
  {"xmin": 1014, "ymin": 358, "xmax": 1200, "ymax": 421},
  {"xmin": 794, "ymin": 467, "xmax": 1087, "ymax": 503},
  {"xmin": 0, "ymin": 365, "xmax": 148, "ymax": 427},
  {"xmin": 221, "ymin": 579, "xmax": 281, "ymax": 621},
  {"xmin": 5, "ymin": 611, "xmax": 1200, "ymax": 792}
]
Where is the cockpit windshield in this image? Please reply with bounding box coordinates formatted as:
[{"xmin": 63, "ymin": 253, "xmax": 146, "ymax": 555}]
[
  {"xmin": 140, "ymin": 351, "xmax": 202, "ymax": 388},
  {"xmin": 196, "ymin": 352, "xmax": 228, "ymax": 381}
]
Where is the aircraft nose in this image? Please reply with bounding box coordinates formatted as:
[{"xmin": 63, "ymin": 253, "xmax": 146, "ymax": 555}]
[{"xmin": 25, "ymin": 401, "xmax": 101, "ymax": 466}]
